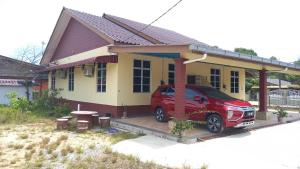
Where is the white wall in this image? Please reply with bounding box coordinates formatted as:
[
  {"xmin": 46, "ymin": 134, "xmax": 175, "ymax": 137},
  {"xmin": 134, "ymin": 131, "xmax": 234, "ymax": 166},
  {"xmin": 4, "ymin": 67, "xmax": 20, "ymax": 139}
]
[{"xmin": 0, "ymin": 86, "xmax": 32, "ymax": 105}]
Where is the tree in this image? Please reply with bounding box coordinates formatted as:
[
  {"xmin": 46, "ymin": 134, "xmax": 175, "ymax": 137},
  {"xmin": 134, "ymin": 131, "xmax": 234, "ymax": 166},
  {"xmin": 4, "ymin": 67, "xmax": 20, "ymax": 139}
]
[
  {"xmin": 234, "ymin": 48, "xmax": 257, "ymax": 56},
  {"xmin": 235, "ymin": 48, "xmax": 259, "ymax": 94},
  {"xmin": 270, "ymin": 56, "xmax": 278, "ymax": 61},
  {"xmin": 14, "ymin": 44, "xmax": 45, "ymax": 64},
  {"xmin": 12, "ymin": 43, "xmax": 45, "ymax": 100},
  {"xmin": 294, "ymin": 58, "xmax": 300, "ymax": 66}
]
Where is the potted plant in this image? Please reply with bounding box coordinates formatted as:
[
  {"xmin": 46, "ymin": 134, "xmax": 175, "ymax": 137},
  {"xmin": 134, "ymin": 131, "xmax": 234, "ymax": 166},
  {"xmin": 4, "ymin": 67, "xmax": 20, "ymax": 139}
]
[
  {"xmin": 170, "ymin": 118, "xmax": 194, "ymax": 142},
  {"xmin": 273, "ymin": 106, "xmax": 288, "ymax": 123}
]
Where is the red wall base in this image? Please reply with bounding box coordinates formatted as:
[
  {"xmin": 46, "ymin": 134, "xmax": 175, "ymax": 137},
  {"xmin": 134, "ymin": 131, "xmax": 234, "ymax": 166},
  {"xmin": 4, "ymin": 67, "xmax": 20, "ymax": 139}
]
[{"xmin": 63, "ymin": 99, "xmax": 152, "ymax": 118}]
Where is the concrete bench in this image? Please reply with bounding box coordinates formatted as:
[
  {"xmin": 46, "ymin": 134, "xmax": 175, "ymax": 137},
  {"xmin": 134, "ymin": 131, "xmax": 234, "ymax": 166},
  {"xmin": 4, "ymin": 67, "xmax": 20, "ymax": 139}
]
[
  {"xmin": 61, "ymin": 116, "xmax": 73, "ymax": 120},
  {"xmin": 77, "ymin": 120, "xmax": 89, "ymax": 132},
  {"xmin": 99, "ymin": 117, "xmax": 111, "ymax": 128},
  {"xmin": 56, "ymin": 118, "xmax": 68, "ymax": 130},
  {"xmin": 92, "ymin": 114, "xmax": 100, "ymax": 126}
]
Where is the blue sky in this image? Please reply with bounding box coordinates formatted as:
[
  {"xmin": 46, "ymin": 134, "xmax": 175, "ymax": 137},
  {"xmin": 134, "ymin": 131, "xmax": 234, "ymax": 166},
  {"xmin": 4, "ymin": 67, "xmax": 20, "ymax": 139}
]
[{"xmin": 0, "ymin": 0, "xmax": 299, "ymax": 63}]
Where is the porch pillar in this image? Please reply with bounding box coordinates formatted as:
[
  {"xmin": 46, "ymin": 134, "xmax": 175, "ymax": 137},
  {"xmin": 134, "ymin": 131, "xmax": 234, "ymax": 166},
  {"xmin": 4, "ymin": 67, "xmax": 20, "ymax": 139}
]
[
  {"xmin": 257, "ymin": 69, "xmax": 269, "ymax": 120},
  {"xmin": 174, "ymin": 58, "xmax": 186, "ymax": 120}
]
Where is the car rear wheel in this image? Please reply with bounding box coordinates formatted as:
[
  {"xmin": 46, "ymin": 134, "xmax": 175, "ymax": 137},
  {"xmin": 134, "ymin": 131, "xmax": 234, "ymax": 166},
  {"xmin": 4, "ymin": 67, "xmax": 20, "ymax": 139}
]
[
  {"xmin": 206, "ymin": 114, "xmax": 224, "ymax": 133},
  {"xmin": 154, "ymin": 107, "xmax": 166, "ymax": 122}
]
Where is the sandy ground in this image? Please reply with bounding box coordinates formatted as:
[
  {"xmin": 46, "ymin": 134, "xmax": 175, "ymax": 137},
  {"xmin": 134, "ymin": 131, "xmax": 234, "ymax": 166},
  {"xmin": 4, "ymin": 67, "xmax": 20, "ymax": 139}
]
[
  {"xmin": 0, "ymin": 122, "xmax": 110, "ymax": 169},
  {"xmin": 113, "ymin": 121, "xmax": 300, "ymax": 169}
]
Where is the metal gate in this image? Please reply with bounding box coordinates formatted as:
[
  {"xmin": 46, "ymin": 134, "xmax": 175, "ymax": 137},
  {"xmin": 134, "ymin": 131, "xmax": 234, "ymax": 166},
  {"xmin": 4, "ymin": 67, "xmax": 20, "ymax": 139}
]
[{"xmin": 268, "ymin": 89, "xmax": 300, "ymax": 107}]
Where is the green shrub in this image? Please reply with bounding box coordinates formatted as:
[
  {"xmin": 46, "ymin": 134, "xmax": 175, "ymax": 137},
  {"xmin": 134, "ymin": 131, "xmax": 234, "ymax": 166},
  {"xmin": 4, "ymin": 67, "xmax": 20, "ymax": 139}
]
[
  {"xmin": 52, "ymin": 104, "xmax": 71, "ymax": 117},
  {"xmin": 31, "ymin": 89, "xmax": 71, "ymax": 117},
  {"xmin": 0, "ymin": 107, "xmax": 18, "ymax": 124},
  {"xmin": 6, "ymin": 92, "xmax": 30, "ymax": 113},
  {"xmin": 5, "ymin": 92, "xmax": 30, "ymax": 123},
  {"xmin": 171, "ymin": 119, "xmax": 194, "ymax": 138},
  {"xmin": 0, "ymin": 90, "xmax": 72, "ymax": 124},
  {"xmin": 274, "ymin": 106, "xmax": 288, "ymax": 118}
]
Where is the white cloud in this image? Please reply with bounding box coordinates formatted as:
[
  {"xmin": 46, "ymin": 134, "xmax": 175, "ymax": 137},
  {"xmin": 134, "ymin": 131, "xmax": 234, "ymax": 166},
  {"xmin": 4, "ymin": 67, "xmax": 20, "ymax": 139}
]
[{"xmin": 0, "ymin": 0, "xmax": 299, "ymax": 62}]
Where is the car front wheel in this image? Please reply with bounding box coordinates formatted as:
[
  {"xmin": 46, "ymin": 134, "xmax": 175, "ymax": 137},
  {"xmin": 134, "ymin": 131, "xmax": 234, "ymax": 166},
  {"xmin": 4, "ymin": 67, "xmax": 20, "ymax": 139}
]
[
  {"xmin": 154, "ymin": 107, "xmax": 166, "ymax": 122},
  {"xmin": 206, "ymin": 114, "xmax": 224, "ymax": 133}
]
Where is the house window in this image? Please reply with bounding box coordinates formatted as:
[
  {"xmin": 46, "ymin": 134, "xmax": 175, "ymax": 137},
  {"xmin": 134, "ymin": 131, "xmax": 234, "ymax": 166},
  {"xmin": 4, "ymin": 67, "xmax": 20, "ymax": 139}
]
[
  {"xmin": 133, "ymin": 59, "xmax": 150, "ymax": 93},
  {"xmin": 51, "ymin": 71, "xmax": 56, "ymax": 90},
  {"xmin": 187, "ymin": 75, "xmax": 196, "ymax": 84},
  {"xmin": 231, "ymin": 71, "xmax": 239, "ymax": 93},
  {"xmin": 210, "ymin": 69, "xmax": 220, "ymax": 90},
  {"xmin": 168, "ymin": 64, "xmax": 175, "ymax": 85},
  {"xmin": 97, "ymin": 63, "xmax": 106, "ymax": 92},
  {"xmin": 68, "ymin": 67, "xmax": 74, "ymax": 91}
]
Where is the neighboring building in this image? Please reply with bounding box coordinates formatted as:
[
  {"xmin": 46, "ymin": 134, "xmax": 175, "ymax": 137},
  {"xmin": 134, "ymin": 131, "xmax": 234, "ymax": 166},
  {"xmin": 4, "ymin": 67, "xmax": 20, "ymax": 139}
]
[
  {"xmin": 250, "ymin": 78, "xmax": 300, "ymax": 106},
  {"xmin": 40, "ymin": 8, "xmax": 300, "ymax": 119},
  {"xmin": 0, "ymin": 55, "xmax": 45, "ymax": 104},
  {"xmin": 32, "ymin": 72, "xmax": 49, "ymax": 98}
]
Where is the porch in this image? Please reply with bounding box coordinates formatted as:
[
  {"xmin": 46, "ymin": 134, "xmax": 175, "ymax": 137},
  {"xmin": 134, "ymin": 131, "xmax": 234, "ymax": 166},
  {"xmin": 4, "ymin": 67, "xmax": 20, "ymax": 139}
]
[
  {"xmin": 109, "ymin": 44, "xmax": 300, "ymax": 121},
  {"xmin": 111, "ymin": 109, "xmax": 300, "ymax": 142}
]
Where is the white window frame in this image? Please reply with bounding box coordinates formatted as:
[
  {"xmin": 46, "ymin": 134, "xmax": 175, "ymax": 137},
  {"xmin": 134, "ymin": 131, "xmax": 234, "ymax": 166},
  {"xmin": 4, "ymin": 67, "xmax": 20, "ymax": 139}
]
[
  {"xmin": 97, "ymin": 63, "xmax": 106, "ymax": 93},
  {"xmin": 231, "ymin": 71, "xmax": 239, "ymax": 93}
]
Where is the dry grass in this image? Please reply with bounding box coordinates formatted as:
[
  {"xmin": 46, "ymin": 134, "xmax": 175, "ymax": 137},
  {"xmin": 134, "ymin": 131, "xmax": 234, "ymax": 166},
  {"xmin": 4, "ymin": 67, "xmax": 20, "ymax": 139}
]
[
  {"xmin": 109, "ymin": 132, "xmax": 139, "ymax": 144},
  {"xmin": 13, "ymin": 144, "xmax": 24, "ymax": 149},
  {"xmin": 50, "ymin": 152, "xmax": 58, "ymax": 160},
  {"xmin": 60, "ymin": 144, "xmax": 74, "ymax": 156},
  {"xmin": 75, "ymin": 146, "xmax": 83, "ymax": 154},
  {"xmin": 25, "ymin": 148, "xmax": 36, "ymax": 160},
  {"xmin": 67, "ymin": 151, "xmax": 165, "ymax": 169},
  {"xmin": 88, "ymin": 143, "xmax": 96, "ymax": 149},
  {"xmin": 200, "ymin": 164, "xmax": 209, "ymax": 169},
  {"xmin": 18, "ymin": 133, "xmax": 29, "ymax": 139},
  {"xmin": 10, "ymin": 159, "xmax": 17, "ymax": 164},
  {"xmin": 58, "ymin": 134, "xmax": 68, "ymax": 141},
  {"xmin": 1, "ymin": 122, "xmax": 166, "ymax": 169},
  {"xmin": 102, "ymin": 145, "xmax": 112, "ymax": 154},
  {"xmin": 25, "ymin": 143, "xmax": 36, "ymax": 150},
  {"xmin": 40, "ymin": 137, "xmax": 50, "ymax": 148}
]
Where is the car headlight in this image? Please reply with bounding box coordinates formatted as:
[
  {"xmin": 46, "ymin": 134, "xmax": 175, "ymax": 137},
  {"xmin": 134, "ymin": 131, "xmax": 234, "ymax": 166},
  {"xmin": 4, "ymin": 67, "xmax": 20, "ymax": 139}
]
[{"xmin": 227, "ymin": 110, "xmax": 234, "ymax": 119}]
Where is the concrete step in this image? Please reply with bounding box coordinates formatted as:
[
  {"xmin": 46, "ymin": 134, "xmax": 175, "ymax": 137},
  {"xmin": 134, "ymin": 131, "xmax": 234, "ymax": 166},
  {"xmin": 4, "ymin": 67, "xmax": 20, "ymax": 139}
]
[{"xmin": 111, "ymin": 119, "xmax": 198, "ymax": 144}]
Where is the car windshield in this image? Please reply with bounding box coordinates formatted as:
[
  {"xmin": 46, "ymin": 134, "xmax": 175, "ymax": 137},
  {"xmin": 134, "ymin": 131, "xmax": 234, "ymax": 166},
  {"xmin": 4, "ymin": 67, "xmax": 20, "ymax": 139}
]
[{"xmin": 193, "ymin": 86, "xmax": 235, "ymax": 100}]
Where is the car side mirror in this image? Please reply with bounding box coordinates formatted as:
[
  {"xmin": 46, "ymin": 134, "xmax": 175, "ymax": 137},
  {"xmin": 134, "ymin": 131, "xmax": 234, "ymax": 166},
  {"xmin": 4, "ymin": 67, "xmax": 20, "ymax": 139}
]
[{"xmin": 194, "ymin": 96, "xmax": 201, "ymax": 102}]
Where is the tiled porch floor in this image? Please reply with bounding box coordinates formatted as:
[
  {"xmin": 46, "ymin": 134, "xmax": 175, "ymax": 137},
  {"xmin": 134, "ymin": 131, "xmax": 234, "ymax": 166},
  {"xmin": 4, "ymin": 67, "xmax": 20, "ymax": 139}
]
[{"xmin": 113, "ymin": 110, "xmax": 300, "ymax": 140}]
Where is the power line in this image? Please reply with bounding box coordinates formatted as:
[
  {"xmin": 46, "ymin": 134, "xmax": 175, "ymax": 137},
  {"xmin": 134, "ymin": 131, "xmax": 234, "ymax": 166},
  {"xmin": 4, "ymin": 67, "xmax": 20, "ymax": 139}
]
[{"xmin": 124, "ymin": 0, "xmax": 183, "ymax": 42}]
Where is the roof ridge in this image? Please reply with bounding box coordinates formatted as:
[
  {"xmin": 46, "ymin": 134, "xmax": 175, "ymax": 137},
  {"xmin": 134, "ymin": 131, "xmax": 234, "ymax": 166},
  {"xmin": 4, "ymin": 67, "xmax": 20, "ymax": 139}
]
[{"xmin": 103, "ymin": 13, "xmax": 162, "ymax": 44}]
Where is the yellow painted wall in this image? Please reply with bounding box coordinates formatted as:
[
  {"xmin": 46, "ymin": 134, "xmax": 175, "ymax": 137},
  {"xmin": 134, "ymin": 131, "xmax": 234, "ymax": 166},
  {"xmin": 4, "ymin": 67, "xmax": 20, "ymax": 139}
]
[
  {"xmin": 186, "ymin": 62, "xmax": 245, "ymax": 100},
  {"xmin": 116, "ymin": 53, "xmax": 174, "ymax": 106},
  {"xmin": 116, "ymin": 53, "xmax": 246, "ymax": 106},
  {"xmin": 51, "ymin": 63, "xmax": 118, "ymax": 106},
  {"xmin": 50, "ymin": 51, "xmax": 246, "ymax": 107}
]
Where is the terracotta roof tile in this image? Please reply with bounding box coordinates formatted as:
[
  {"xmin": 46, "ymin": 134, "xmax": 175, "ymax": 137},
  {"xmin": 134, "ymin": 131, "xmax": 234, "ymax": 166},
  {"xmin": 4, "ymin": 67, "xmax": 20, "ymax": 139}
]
[
  {"xmin": 67, "ymin": 9, "xmax": 153, "ymax": 45},
  {"xmin": 66, "ymin": 8, "xmax": 208, "ymax": 46},
  {"xmin": 104, "ymin": 14, "xmax": 208, "ymax": 46}
]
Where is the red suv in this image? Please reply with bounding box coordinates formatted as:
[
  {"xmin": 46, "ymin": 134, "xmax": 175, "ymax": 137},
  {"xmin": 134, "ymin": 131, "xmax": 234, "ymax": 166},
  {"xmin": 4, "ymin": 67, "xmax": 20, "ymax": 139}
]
[{"xmin": 151, "ymin": 85, "xmax": 256, "ymax": 133}]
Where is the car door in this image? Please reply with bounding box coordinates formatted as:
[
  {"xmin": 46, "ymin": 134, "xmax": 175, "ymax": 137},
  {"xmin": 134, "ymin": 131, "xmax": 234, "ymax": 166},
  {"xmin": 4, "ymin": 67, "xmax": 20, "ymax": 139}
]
[
  {"xmin": 160, "ymin": 87, "xmax": 175, "ymax": 116},
  {"xmin": 185, "ymin": 89, "xmax": 207, "ymax": 121}
]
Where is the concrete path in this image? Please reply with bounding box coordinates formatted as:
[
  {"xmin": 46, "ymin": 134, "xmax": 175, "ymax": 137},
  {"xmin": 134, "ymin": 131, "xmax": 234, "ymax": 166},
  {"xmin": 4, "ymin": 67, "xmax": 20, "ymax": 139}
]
[{"xmin": 113, "ymin": 121, "xmax": 300, "ymax": 169}]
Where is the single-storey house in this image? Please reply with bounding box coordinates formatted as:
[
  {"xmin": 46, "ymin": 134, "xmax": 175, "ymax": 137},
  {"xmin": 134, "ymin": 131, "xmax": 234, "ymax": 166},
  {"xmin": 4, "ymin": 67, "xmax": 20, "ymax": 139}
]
[
  {"xmin": 0, "ymin": 55, "xmax": 45, "ymax": 104},
  {"xmin": 40, "ymin": 8, "xmax": 300, "ymax": 120}
]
